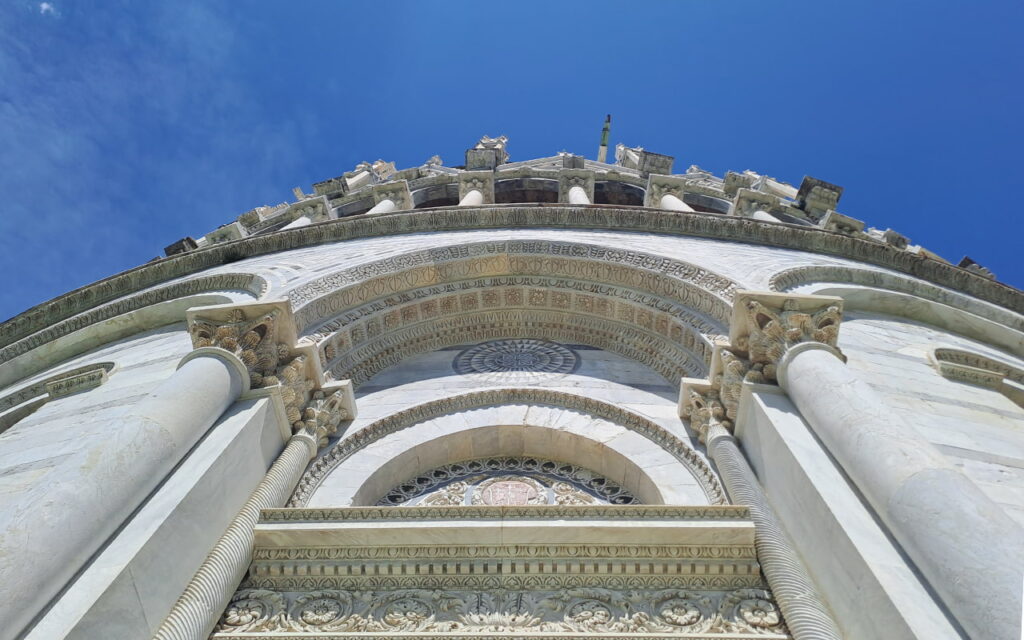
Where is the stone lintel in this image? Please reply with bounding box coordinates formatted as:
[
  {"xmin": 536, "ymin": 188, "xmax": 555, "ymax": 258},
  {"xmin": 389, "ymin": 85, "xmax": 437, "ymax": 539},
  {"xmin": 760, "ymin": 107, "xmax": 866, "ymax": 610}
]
[
  {"xmin": 312, "ymin": 175, "xmax": 349, "ymax": 197},
  {"xmin": 558, "ymin": 169, "xmax": 595, "ymax": 203},
  {"xmin": 163, "ymin": 237, "xmax": 197, "ymax": 257},
  {"xmin": 203, "ymin": 222, "xmax": 247, "ymax": 245},
  {"xmin": 458, "ymin": 171, "xmax": 495, "ymax": 204}
]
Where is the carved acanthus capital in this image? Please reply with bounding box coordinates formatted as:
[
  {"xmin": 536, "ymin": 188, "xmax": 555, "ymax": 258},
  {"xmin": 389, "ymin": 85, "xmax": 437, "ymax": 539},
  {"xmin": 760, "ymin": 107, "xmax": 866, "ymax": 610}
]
[
  {"xmin": 292, "ymin": 383, "xmax": 351, "ymax": 448},
  {"xmin": 187, "ymin": 301, "xmax": 358, "ymax": 432},
  {"xmin": 644, "ymin": 174, "xmax": 688, "ymax": 207},
  {"xmin": 188, "ymin": 304, "xmax": 290, "ymax": 388},
  {"xmin": 729, "ymin": 188, "xmax": 781, "ymax": 218},
  {"xmin": 679, "ymin": 379, "xmax": 732, "ymax": 443},
  {"xmin": 728, "ymin": 292, "xmax": 844, "ymax": 382},
  {"xmin": 283, "ymin": 196, "xmax": 331, "ymax": 225},
  {"xmin": 558, "ymin": 169, "xmax": 595, "ymax": 202},
  {"xmin": 458, "ymin": 171, "xmax": 495, "ymax": 203},
  {"xmin": 370, "ymin": 181, "xmax": 413, "ymax": 210}
]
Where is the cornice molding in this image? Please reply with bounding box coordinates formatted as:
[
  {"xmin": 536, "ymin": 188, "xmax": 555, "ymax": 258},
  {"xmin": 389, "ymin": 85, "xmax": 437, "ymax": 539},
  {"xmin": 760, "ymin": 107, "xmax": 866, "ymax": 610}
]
[{"xmin": 4, "ymin": 205, "xmax": 1020, "ymax": 361}]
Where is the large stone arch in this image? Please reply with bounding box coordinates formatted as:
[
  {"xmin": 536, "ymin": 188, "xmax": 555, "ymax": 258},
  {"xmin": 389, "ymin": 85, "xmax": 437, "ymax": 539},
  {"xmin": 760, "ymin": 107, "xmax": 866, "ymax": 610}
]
[
  {"xmin": 770, "ymin": 264, "xmax": 1024, "ymax": 333},
  {"xmin": 290, "ymin": 388, "xmax": 726, "ymax": 508},
  {"xmin": 311, "ymin": 421, "xmax": 700, "ymax": 507},
  {"xmin": 329, "ymin": 309, "xmax": 704, "ymax": 385},
  {"xmin": 287, "ymin": 239, "xmax": 737, "ymax": 382}
]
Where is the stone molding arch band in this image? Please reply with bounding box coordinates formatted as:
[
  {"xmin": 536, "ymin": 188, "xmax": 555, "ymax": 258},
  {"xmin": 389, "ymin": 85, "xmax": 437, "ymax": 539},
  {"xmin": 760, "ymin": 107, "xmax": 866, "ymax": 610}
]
[{"xmin": 288, "ymin": 388, "xmax": 727, "ymax": 508}]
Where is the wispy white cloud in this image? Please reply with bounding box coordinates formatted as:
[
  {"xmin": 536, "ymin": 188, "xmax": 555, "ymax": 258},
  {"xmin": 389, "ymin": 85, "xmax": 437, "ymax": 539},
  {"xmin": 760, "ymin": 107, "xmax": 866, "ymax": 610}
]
[{"xmin": 38, "ymin": 2, "xmax": 57, "ymax": 16}]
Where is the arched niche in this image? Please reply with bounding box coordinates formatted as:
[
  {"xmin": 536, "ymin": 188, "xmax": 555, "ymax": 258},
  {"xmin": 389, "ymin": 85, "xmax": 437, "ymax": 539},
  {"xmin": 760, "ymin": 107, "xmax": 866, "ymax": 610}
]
[
  {"xmin": 290, "ymin": 388, "xmax": 726, "ymax": 508},
  {"xmin": 325, "ymin": 423, "xmax": 682, "ymax": 507}
]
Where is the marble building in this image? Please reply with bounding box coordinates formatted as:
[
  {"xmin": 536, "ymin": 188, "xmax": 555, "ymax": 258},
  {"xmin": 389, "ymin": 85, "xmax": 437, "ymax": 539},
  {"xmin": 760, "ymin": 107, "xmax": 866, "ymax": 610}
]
[{"xmin": 0, "ymin": 134, "xmax": 1022, "ymax": 640}]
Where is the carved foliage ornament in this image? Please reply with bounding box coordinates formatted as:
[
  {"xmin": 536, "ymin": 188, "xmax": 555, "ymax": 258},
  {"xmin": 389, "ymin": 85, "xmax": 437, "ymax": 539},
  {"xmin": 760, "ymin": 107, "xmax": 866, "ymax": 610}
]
[
  {"xmin": 733, "ymin": 298, "xmax": 841, "ymax": 381},
  {"xmin": 213, "ymin": 587, "xmax": 787, "ymax": 637}
]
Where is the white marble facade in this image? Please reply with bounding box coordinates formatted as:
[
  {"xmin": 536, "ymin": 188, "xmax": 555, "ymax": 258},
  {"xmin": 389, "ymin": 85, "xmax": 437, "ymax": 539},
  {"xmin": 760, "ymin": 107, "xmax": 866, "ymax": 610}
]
[{"xmin": 0, "ymin": 142, "xmax": 1022, "ymax": 640}]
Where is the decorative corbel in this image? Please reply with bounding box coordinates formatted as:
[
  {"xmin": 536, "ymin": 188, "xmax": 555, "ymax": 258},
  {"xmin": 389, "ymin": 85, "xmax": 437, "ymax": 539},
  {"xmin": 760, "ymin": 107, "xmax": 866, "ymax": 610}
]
[{"xmin": 679, "ymin": 379, "xmax": 731, "ymax": 443}]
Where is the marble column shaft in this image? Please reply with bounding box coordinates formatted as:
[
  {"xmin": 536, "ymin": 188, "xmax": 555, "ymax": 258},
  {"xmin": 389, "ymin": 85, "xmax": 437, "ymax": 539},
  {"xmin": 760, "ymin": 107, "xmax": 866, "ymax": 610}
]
[
  {"xmin": 706, "ymin": 423, "xmax": 842, "ymax": 640},
  {"xmin": 1, "ymin": 351, "xmax": 247, "ymax": 640},
  {"xmin": 152, "ymin": 430, "xmax": 320, "ymax": 640},
  {"xmin": 659, "ymin": 193, "xmax": 695, "ymax": 212},
  {"xmin": 779, "ymin": 343, "xmax": 1024, "ymax": 640},
  {"xmin": 280, "ymin": 215, "xmax": 312, "ymax": 230},
  {"xmin": 458, "ymin": 189, "xmax": 484, "ymax": 206},
  {"xmin": 366, "ymin": 198, "xmax": 396, "ymax": 214},
  {"xmin": 567, "ymin": 185, "xmax": 591, "ymax": 205}
]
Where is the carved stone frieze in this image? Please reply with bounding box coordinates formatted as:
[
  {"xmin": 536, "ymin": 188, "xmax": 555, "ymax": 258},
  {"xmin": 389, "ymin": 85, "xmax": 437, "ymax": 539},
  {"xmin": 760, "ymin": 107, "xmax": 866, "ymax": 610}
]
[
  {"xmin": 327, "ymin": 310, "xmax": 707, "ymax": 386},
  {"xmin": 211, "ymin": 587, "xmax": 789, "ymax": 638},
  {"xmin": 8, "ymin": 204, "xmax": 1020, "ymax": 369}
]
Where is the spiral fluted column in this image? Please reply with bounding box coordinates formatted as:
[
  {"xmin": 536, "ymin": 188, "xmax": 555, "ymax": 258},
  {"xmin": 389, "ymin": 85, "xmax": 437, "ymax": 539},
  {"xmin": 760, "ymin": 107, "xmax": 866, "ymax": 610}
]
[
  {"xmin": 152, "ymin": 431, "xmax": 318, "ymax": 640},
  {"xmin": 706, "ymin": 423, "xmax": 842, "ymax": 640}
]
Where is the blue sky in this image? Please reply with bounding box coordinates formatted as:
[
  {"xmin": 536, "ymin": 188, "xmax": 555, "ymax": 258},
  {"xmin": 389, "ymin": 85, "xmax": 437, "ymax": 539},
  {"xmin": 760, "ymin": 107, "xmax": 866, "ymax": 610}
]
[{"xmin": 1, "ymin": 1, "xmax": 1022, "ymax": 321}]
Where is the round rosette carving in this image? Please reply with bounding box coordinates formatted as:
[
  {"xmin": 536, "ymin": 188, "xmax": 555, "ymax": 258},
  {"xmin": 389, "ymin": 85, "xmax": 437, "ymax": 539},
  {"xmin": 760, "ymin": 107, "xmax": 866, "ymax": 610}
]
[
  {"xmin": 380, "ymin": 596, "xmax": 435, "ymax": 630},
  {"xmin": 216, "ymin": 589, "xmax": 286, "ymax": 632},
  {"xmin": 566, "ymin": 599, "xmax": 614, "ymax": 630},
  {"xmin": 453, "ymin": 339, "xmax": 577, "ymax": 384},
  {"xmin": 651, "ymin": 590, "xmax": 713, "ymax": 632},
  {"xmin": 720, "ymin": 588, "xmax": 786, "ymax": 633},
  {"xmin": 291, "ymin": 590, "xmax": 352, "ymax": 630}
]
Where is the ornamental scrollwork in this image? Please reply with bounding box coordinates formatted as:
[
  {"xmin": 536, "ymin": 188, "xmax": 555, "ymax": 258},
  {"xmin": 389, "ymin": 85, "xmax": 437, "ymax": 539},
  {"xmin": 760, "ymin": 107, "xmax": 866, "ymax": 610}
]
[{"xmin": 210, "ymin": 587, "xmax": 789, "ymax": 637}]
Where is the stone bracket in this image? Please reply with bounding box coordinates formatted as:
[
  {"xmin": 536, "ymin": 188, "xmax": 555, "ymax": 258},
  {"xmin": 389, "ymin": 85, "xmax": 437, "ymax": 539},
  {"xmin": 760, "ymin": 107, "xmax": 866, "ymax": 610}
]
[
  {"xmin": 458, "ymin": 171, "xmax": 495, "ymax": 204},
  {"xmin": 819, "ymin": 210, "xmax": 865, "ymax": 235},
  {"xmin": 558, "ymin": 169, "xmax": 595, "ymax": 203},
  {"xmin": 283, "ymin": 196, "xmax": 332, "ymax": 225}
]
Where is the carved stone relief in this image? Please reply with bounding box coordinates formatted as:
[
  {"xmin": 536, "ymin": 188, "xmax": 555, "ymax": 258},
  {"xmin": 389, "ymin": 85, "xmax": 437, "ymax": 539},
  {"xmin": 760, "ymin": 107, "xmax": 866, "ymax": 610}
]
[
  {"xmin": 376, "ymin": 457, "xmax": 638, "ymax": 507},
  {"xmin": 211, "ymin": 587, "xmax": 788, "ymax": 638}
]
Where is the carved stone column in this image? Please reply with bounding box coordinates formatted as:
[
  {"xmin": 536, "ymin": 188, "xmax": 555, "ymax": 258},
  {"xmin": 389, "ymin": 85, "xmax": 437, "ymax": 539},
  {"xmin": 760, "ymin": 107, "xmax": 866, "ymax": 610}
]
[
  {"xmin": 152, "ymin": 385, "xmax": 350, "ymax": 640},
  {"xmin": 0, "ymin": 311, "xmax": 262, "ymax": 640},
  {"xmin": 681, "ymin": 384, "xmax": 842, "ymax": 640},
  {"xmin": 730, "ymin": 291, "xmax": 1024, "ymax": 640}
]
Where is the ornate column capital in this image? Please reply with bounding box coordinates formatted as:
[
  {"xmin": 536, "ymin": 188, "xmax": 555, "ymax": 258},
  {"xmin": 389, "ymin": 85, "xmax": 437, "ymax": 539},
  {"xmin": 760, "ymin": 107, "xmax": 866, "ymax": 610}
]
[
  {"xmin": 282, "ymin": 196, "xmax": 332, "ymax": 226},
  {"xmin": 458, "ymin": 171, "xmax": 495, "ymax": 204},
  {"xmin": 728, "ymin": 188, "xmax": 781, "ymax": 218},
  {"xmin": 558, "ymin": 169, "xmax": 595, "ymax": 203},
  {"xmin": 187, "ymin": 301, "xmax": 356, "ymax": 442},
  {"xmin": 728, "ymin": 291, "xmax": 844, "ymax": 382},
  {"xmin": 643, "ymin": 174, "xmax": 688, "ymax": 208},
  {"xmin": 370, "ymin": 181, "xmax": 413, "ymax": 211},
  {"xmin": 679, "ymin": 379, "xmax": 732, "ymax": 444}
]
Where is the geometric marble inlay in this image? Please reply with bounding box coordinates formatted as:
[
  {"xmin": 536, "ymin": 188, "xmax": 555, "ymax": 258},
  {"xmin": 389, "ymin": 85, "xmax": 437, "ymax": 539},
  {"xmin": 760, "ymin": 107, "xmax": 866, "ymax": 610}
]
[{"xmin": 453, "ymin": 339, "xmax": 578, "ymax": 384}]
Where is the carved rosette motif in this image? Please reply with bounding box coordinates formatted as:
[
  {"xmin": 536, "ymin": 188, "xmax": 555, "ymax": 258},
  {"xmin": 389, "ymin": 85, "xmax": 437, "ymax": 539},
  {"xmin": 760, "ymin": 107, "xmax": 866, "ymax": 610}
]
[{"xmin": 210, "ymin": 587, "xmax": 789, "ymax": 637}]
